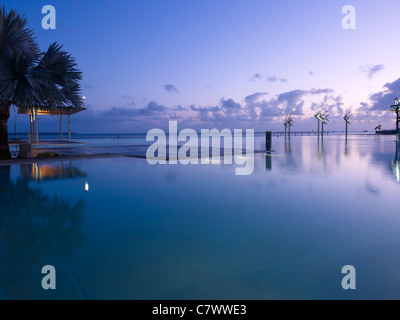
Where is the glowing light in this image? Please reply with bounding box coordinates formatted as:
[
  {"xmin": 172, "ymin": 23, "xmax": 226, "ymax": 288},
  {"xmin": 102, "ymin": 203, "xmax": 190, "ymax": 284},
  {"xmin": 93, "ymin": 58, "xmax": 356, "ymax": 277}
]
[{"xmin": 85, "ymin": 181, "xmax": 89, "ymax": 191}]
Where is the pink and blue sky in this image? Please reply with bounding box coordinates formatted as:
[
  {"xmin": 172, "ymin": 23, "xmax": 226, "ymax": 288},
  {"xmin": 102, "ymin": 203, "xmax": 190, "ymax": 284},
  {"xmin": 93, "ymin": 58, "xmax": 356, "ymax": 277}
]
[{"xmin": 4, "ymin": 0, "xmax": 400, "ymax": 133}]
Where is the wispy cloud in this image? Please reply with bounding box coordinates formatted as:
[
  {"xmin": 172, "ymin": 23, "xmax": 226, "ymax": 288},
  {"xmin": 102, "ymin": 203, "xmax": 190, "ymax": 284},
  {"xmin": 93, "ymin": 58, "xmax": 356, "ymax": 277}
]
[
  {"xmin": 250, "ymin": 73, "xmax": 287, "ymax": 83},
  {"xmin": 266, "ymin": 76, "xmax": 287, "ymax": 83},
  {"xmin": 249, "ymin": 73, "xmax": 262, "ymax": 82},
  {"xmin": 360, "ymin": 64, "xmax": 385, "ymax": 79},
  {"xmin": 164, "ymin": 84, "xmax": 179, "ymax": 93}
]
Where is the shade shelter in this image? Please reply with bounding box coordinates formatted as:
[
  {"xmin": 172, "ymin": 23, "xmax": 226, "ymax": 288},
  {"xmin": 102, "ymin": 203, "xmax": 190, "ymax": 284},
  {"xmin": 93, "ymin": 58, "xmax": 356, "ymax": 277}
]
[{"xmin": 18, "ymin": 106, "xmax": 86, "ymax": 143}]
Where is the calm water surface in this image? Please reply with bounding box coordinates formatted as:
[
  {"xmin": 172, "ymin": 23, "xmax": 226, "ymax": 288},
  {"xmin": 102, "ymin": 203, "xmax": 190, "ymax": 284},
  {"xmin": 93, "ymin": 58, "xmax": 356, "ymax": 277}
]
[{"xmin": 1, "ymin": 135, "xmax": 400, "ymax": 300}]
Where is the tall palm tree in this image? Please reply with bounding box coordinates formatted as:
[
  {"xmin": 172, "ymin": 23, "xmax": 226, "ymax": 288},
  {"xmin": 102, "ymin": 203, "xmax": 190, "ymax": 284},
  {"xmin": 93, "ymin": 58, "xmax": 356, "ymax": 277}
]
[
  {"xmin": 0, "ymin": 7, "xmax": 39, "ymax": 159},
  {"xmin": 0, "ymin": 7, "xmax": 83, "ymax": 160}
]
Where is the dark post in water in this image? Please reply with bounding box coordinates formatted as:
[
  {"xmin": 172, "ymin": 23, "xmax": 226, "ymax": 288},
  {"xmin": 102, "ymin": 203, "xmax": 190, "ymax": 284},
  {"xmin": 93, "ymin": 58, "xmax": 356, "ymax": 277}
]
[
  {"xmin": 266, "ymin": 131, "xmax": 272, "ymax": 152},
  {"xmin": 344, "ymin": 112, "xmax": 351, "ymax": 141}
]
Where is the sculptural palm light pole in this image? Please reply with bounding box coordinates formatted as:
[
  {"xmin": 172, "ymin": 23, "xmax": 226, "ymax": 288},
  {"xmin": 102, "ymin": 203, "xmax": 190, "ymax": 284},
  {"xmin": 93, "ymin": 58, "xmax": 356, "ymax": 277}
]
[
  {"xmin": 344, "ymin": 112, "xmax": 352, "ymax": 141},
  {"xmin": 284, "ymin": 115, "xmax": 294, "ymax": 138},
  {"xmin": 389, "ymin": 98, "xmax": 400, "ymax": 141},
  {"xmin": 315, "ymin": 110, "xmax": 329, "ymax": 137}
]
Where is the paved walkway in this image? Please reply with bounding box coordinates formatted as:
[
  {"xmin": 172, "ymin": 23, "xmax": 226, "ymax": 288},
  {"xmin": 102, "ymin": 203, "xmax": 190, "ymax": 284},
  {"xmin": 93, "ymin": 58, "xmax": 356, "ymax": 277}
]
[{"xmin": 2, "ymin": 143, "xmax": 266, "ymax": 165}]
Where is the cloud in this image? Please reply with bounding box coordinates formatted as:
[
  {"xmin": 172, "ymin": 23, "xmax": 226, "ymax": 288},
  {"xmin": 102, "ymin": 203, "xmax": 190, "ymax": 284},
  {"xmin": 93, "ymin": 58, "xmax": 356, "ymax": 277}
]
[
  {"xmin": 164, "ymin": 84, "xmax": 179, "ymax": 93},
  {"xmin": 101, "ymin": 101, "xmax": 167, "ymax": 119},
  {"xmin": 244, "ymin": 92, "xmax": 268, "ymax": 104},
  {"xmin": 190, "ymin": 105, "xmax": 220, "ymax": 112},
  {"xmin": 309, "ymin": 71, "xmax": 314, "ymax": 76},
  {"xmin": 184, "ymin": 88, "xmax": 336, "ymax": 126},
  {"xmin": 369, "ymin": 77, "xmax": 400, "ymax": 111},
  {"xmin": 140, "ymin": 101, "xmax": 167, "ymax": 114},
  {"xmin": 250, "ymin": 73, "xmax": 287, "ymax": 83},
  {"xmin": 249, "ymin": 73, "xmax": 262, "ymax": 82},
  {"xmin": 249, "ymin": 88, "xmax": 335, "ymax": 118},
  {"xmin": 221, "ymin": 98, "xmax": 242, "ymax": 111},
  {"xmin": 360, "ymin": 64, "xmax": 385, "ymax": 79},
  {"xmin": 309, "ymin": 88, "xmax": 334, "ymax": 95},
  {"xmin": 173, "ymin": 105, "xmax": 188, "ymax": 111},
  {"xmin": 55, "ymin": 86, "xmax": 347, "ymax": 133},
  {"xmin": 266, "ymin": 76, "xmax": 287, "ymax": 83}
]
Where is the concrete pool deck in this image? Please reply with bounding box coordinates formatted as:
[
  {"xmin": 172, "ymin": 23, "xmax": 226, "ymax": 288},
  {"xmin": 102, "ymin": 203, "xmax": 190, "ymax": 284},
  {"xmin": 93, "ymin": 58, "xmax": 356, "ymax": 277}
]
[{"xmin": 1, "ymin": 143, "xmax": 266, "ymax": 166}]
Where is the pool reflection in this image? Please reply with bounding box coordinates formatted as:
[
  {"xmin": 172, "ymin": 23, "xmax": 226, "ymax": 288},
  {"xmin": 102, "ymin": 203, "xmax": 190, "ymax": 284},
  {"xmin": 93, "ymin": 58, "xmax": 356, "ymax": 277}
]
[
  {"xmin": 1, "ymin": 135, "xmax": 400, "ymax": 300},
  {"xmin": 0, "ymin": 163, "xmax": 87, "ymax": 300},
  {"xmin": 393, "ymin": 142, "xmax": 400, "ymax": 183}
]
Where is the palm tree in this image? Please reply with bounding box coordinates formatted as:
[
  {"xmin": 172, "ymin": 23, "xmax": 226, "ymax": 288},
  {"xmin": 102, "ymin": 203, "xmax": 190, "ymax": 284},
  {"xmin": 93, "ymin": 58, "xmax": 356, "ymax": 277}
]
[
  {"xmin": 0, "ymin": 7, "xmax": 39, "ymax": 159},
  {"xmin": 0, "ymin": 7, "xmax": 83, "ymax": 160},
  {"xmin": 375, "ymin": 125, "xmax": 382, "ymax": 131}
]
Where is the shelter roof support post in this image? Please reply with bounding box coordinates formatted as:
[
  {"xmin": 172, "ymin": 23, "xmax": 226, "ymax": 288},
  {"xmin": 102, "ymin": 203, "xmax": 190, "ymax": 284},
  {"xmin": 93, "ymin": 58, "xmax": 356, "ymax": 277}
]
[
  {"xmin": 59, "ymin": 110, "xmax": 62, "ymax": 141},
  {"xmin": 29, "ymin": 113, "xmax": 32, "ymax": 143},
  {"xmin": 35, "ymin": 108, "xmax": 39, "ymax": 146},
  {"xmin": 68, "ymin": 114, "xmax": 71, "ymax": 143}
]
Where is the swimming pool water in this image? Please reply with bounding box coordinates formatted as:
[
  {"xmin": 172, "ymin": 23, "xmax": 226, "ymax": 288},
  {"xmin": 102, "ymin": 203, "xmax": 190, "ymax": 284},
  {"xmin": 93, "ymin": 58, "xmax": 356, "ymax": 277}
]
[{"xmin": 1, "ymin": 135, "xmax": 400, "ymax": 300}]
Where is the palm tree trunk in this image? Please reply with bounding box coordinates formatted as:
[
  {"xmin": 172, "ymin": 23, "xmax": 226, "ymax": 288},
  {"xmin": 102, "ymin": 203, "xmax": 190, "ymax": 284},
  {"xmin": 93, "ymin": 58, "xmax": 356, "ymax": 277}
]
[{"xmin": 0, "ymin": 101, "xmax": 11, "ymax": 160}]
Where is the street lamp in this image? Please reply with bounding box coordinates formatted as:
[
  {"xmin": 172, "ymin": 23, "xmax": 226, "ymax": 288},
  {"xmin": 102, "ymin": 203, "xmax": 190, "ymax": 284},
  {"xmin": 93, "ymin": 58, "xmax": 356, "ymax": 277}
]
[
  {"xmin": 284, "ymin": 115, "xmax": 294, "ymax": 138},
  {"xmin": 390, "ymin": 98, "xmax": 400, "ymax": 140},
  {"xmin": 315, "ymin": 110, "xmax": 329, "ymax": 136},
  {"xmin": 344, "ymin": 112, "xmax": 352, "ymax": 140}
]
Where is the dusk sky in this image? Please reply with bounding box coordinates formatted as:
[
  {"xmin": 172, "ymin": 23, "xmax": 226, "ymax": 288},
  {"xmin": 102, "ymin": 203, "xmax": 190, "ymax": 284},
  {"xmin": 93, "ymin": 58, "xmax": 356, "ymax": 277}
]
[{"xmin": 4, "ymin": 0, "xmax": 400, "ymax": 133}]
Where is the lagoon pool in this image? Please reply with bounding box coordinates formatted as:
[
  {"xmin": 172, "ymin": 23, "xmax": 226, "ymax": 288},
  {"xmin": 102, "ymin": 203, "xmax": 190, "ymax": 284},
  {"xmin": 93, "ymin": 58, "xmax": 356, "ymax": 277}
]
[{"xmin": 1, "ymin": 135, "xmax": 400, "ymax": 300}]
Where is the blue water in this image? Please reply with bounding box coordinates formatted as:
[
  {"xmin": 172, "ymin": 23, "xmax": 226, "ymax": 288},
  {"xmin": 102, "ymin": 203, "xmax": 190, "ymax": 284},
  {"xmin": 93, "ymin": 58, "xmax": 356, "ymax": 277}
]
[{"xmin": 1, "ymin": 134, "xmax": 400, "ymax": 300}]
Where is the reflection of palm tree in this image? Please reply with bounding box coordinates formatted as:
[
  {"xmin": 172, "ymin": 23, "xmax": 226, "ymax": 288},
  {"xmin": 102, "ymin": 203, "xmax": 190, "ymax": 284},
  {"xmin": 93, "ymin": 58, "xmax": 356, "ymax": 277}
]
[{"xmin": 0, "ymin": 165, "xmax": 85, "ymax": 299}]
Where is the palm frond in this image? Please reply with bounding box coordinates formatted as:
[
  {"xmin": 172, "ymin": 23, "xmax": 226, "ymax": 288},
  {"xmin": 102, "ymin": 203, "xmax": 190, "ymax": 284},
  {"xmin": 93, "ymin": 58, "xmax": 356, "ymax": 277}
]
[
  {"xmin": 0, "ymin": 9, "xmax": 83, "ymax": 111},
  {"xmin": 0, "ymin": 6, "xmax": 40, "ymax": 59},
  {"xmin": 0, "ymin": 52, "xmax": 41, "ymax": 106},
  {"xmin": 34, "ymin": 42, "xmax": 83, "ymax": 108}
]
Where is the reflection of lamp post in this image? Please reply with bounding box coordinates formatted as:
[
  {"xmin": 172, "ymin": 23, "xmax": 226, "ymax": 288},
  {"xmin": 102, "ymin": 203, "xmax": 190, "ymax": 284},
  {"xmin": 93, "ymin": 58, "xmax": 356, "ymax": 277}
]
[{"xmin": 393, "ymin": 142, "xmax": 400, "ymax": 183}]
